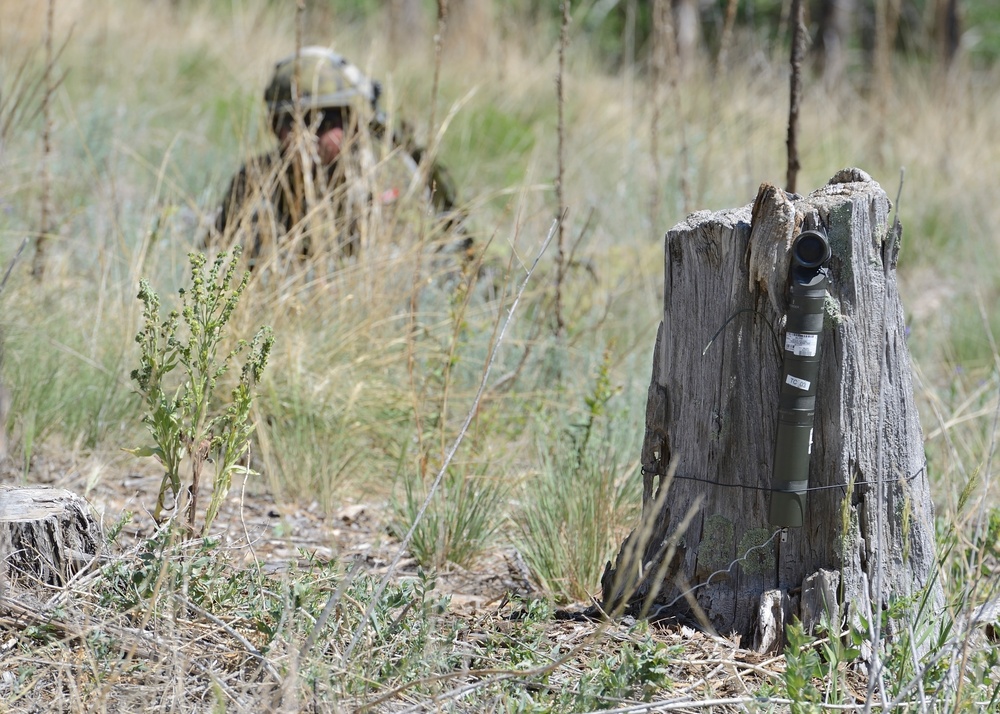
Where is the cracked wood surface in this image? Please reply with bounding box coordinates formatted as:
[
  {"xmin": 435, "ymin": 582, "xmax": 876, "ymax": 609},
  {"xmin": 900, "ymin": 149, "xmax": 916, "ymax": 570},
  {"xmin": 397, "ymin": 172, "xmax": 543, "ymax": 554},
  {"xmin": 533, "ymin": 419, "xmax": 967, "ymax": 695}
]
[{"xmin": 0, "ymin": 486, "xmax": 103, "ymax": 589}]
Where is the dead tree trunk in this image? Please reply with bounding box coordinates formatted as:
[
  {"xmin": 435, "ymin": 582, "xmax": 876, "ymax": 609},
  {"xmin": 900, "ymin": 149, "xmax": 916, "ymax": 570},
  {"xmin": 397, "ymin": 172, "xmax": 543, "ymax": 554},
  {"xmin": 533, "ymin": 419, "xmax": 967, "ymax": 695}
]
[
  {"xmin": 0, "ymin": 487, "xmax": 103, "ymax": 591},
  {"xmin": 672, "ymin": 0, "xmax": 701, "ymax": 74},
  {"xmin": 602, "ymin": 169, "xmax": 941, "ymax": 651},
  {"xmin": 934, "ymin": 0, "xmax": 962, "ymax": 66},
  {"xmin": 445, "ymin": 0, "xmax": 495, "ymax": 63},
  {"xmin": 816, "ymin": 0, "xmax": 855, "ymax": 88},
  {"xmin": 387, "ymin": 0, "xmax": 428, "ymax": 66}
]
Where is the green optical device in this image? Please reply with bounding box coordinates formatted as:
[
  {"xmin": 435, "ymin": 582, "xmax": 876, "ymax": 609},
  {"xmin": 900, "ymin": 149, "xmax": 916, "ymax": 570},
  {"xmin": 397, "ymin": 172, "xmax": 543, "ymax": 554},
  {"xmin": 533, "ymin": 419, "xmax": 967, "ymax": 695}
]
[{"xmin": 769, "ymin": 228, "xmax": 831, "ymax": 528}]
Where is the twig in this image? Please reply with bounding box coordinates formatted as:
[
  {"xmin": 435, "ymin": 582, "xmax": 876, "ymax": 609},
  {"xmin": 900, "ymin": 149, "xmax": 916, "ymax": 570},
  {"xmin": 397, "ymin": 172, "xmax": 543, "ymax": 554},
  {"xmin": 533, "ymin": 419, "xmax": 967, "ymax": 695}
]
[
  {"xmin": 294, "ymin": 2, "xmax": 304, "ymax": 71},
  {"xmin": 404, "ymin": 0, "xmax": 451, "ymax": 479},
  {"xmin": 364, "ymin": 614, "xmax": 624, "ymax": 713},
  {"xmin": 576, "ymin": 697, "xmax": 934, "ymax": 713},
  {"xmin": 299, "ymin": 556, "xmax": 364, "ymax": 661},
  {"xmin": 623, "ymin": 0, "xmax": 636, "ymax": 110},
  {"xmin": 973, "ymin": 293, "xmax": 1000, "ymax": 576},
  {"xmin": 238, "ymin": 461, "xmax": 266, "ymax": 610},
  {"xmin": 887, "ymin": 611, "xmax": 1000, "ymax": 711},
  {"xmin": 949, "ymin": 295, "xmax": 1000, "ymax": 704},
  {"xmin": 427, "ymin": 0, "xmax": 448, "ymax": 153},
  {"xmin": 0, "ymin": 237, "xmax": 29, "ymax": 297},
  {"xmin": 873, "ymin": 0, "xmax": 901, "ymax": 162},
  {"xmin": 672, "ymin": 656, "xmax": 784, "ymax": 682},
  {"xmin": 785, "ymin": 0, "xmax": 805, "ymax": 194},
  {"xmin": 32, "ymin": 0, "xmax": 57, "ymax": 280},
  {"xmin": 649, "ymin": 0, "xmax": 667, "ymax": 230},
  {"xmin": 173, "ymin": 593, "xmax": 282, "ymax": 684},
  {"xmin": 0, "ymin": 29, "xmax": 70, "ymax": 144},
  {"xmin": 652, "ymin": 0, "xmax": 691, "ymax": 214},
  {"xmin": 890, "ymin": 166, "xmax": 905, "ymax": 237},
  {"xmin": 1, "ymin": 595, "xmax": 160, "ymax": 661},
  {"xmin": 565, "ymin": 204, "xmax": 596, "ymax": 278},
  {"xmin": 554, "ymin": 0, "xmax": 571, "ymax": 336},
  {"xmin": 716, "ymin": 0, "xmax": 740, "ymax": 75},
  {"xmin": 343, "ymin": 221, "xmax": 556, "ymax": 663}
]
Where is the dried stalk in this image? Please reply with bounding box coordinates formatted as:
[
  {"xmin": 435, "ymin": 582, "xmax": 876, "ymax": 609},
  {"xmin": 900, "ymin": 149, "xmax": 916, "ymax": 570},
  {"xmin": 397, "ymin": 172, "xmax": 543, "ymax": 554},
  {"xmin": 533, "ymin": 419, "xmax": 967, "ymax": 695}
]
[
  {"xmin": 785, "ymin": 0, "xmax": 805, "ymax": 194},
  {"xmin": 32, "ymin": 0, "xmax": 57, "ymax": 280},
  {"xmin": 343, "ymin": 220, "xmax": 556, "ymax": 663},
  {"xmin": 716, "ymin": 0, "xmax": 740, "ymax": 75},
  {"xmin": 649, "ymin": 0, "xmax": 667, "ymax": 230},
  {"xmin": 554, "ymin": 0, "xmax": 571, "ymax": 336},
  {"xmin": 405, "ymin": 0, "xmax": 450, "ymax": 479}
]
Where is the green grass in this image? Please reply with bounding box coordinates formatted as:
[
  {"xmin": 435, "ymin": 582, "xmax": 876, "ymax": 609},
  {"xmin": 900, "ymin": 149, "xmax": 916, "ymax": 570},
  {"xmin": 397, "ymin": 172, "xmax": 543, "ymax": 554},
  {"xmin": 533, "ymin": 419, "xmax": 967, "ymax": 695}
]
[
  {"xmin": 390, "ymin": 461, "xmax": 508, "ymax": 569},
  {"xmin": 514, "ymin": 353, "xmax": 643, "ymax": 602}
]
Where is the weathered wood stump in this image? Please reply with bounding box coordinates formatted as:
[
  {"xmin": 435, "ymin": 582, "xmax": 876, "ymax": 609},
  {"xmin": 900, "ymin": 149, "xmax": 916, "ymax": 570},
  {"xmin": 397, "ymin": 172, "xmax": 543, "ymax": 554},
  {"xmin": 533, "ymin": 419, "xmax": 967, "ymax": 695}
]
[
  {"xmin": 0, "ymin": 486, "xmax": 103, "ymax": 591},
  {"xmin": 602, "ymin": 169, "xmax": 941, "ymax": 650}
]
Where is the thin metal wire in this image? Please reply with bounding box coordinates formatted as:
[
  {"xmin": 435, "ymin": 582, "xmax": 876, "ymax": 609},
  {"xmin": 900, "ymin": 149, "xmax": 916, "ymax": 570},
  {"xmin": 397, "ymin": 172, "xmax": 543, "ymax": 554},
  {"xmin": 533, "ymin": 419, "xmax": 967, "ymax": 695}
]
[
  {"xmin": 701, "ymin": 307, "xmax": 782, "ymax": 360},
  {"xmin": 641, "ymin": 461, "xmax": 927, "ymax": 495}
]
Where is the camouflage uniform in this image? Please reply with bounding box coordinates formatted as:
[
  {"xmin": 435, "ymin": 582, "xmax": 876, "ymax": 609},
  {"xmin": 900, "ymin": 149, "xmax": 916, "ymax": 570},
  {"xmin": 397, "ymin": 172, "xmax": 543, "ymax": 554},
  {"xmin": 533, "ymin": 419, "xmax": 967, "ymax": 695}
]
[
  {"xmin": 210, "ymin": 47, "xmax": 462, "ymax": 265},
  {"xmin": 214, "ymin": 149, "xmax": 344, "ymax": 260}
]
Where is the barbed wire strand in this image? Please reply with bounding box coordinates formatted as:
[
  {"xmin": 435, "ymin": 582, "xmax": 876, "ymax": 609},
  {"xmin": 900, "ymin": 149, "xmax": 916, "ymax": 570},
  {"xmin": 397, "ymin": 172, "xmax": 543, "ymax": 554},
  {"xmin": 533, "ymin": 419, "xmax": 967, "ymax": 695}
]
[{"xmin": 647, "ymin": 528, "xmax": 783, "ymax": 617}]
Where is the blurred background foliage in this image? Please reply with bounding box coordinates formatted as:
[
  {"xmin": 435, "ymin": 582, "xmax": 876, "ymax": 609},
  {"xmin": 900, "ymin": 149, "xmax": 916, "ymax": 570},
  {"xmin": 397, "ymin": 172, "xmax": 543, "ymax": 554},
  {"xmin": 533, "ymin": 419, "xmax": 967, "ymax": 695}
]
[{"xmin": 1, "ymin": 0, "xmax": 999, "ymax": 580}]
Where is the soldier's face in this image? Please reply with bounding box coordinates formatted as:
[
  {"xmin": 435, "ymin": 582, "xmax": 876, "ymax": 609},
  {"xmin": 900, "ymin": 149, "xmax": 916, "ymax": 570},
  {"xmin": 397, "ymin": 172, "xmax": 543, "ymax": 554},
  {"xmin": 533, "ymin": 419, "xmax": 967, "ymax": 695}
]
[
  {"xmin": 313, "ymin": 109, "xmax": 347, "ymax": 165},
  {"xmin": 316, "ymin": 125, "xmax": 344, "ymax": 165},
  {"xmin": 275, "ymin": 109, "xmax": 346, "ymax": 166}
]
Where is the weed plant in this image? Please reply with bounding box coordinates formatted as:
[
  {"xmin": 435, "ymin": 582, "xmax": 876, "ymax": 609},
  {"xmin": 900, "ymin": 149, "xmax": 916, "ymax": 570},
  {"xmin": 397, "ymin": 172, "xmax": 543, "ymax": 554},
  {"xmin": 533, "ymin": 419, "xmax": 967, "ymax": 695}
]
[{"xmin": 128, "ymin": 248, "xmax": 273, "ymax": 534}]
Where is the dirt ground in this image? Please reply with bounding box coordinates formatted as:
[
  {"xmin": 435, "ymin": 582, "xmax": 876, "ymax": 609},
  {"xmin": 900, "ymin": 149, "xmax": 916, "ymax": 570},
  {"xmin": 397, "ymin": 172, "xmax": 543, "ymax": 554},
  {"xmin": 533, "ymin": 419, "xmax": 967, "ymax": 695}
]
[
  {"xmin": 0, "ymin": 447, "xmax": 543, "ymax": 610},
  {"xmin": 1, "ymin": 447, "xmax": 842, "ymax": 711}
]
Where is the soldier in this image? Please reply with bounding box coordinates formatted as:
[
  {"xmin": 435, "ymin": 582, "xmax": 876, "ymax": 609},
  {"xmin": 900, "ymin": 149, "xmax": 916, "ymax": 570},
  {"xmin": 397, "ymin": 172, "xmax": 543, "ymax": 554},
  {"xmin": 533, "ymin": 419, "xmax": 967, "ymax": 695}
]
[{"xmin": 209, "ymin": 46, "xmax": 463, "ymax": 269}]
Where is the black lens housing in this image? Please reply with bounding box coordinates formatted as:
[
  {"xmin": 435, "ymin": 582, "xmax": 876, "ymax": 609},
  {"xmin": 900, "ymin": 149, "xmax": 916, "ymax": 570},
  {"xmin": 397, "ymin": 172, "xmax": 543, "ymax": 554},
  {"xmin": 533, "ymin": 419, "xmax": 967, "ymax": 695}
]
[{"xmin": 792, "ymin": 229, "xmax": 831, "ymax": 269}]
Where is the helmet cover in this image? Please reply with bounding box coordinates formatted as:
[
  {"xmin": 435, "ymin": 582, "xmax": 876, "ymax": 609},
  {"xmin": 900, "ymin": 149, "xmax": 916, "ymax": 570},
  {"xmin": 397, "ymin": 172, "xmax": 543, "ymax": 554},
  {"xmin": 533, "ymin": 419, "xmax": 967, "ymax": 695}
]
[{"xmin": 264, "ymin": 46, "xmax": 379, "ymax": 116}]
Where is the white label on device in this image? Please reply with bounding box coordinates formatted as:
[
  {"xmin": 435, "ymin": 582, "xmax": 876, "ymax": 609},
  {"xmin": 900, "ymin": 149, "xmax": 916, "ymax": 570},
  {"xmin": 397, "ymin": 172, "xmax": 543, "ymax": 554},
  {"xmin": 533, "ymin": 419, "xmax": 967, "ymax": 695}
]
[
  {"xmin": 786, "ymin": 375, "xmax": 811, "ymax": 391},
  {"xmin": 785, "ymin": 332, "xmax": 818, "ymax": 357}
]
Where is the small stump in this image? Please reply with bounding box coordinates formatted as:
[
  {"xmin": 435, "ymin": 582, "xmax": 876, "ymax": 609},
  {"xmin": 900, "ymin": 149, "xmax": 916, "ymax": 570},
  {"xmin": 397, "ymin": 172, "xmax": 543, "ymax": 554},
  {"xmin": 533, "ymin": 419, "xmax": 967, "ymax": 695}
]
[{"xmin": 0, "ymin": 486, "xmax": 103, "ymax": 591}]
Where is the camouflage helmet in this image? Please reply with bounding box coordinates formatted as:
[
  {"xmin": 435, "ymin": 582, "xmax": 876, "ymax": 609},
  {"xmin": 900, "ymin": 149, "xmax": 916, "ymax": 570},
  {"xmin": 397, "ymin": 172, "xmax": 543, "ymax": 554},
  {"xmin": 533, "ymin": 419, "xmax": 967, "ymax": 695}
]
[{"xmin": 264, "ymin": 46, "xmax": 380, "ymax": 117}]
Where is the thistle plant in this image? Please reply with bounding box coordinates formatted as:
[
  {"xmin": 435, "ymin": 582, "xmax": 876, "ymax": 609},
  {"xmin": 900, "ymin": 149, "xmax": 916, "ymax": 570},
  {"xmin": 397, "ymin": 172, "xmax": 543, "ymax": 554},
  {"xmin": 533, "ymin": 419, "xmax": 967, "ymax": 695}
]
[{"xmin": 128, "ymin": 247, "xmax": 273, "ymax": 536}]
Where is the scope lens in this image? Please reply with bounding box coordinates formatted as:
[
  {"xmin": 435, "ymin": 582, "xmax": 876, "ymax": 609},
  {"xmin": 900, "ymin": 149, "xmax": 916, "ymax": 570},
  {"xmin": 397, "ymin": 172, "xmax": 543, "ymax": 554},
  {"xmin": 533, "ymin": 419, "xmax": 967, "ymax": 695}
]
[{"xmin": 793, "ymin": 231, "xmax": 831, "ymax": 268}]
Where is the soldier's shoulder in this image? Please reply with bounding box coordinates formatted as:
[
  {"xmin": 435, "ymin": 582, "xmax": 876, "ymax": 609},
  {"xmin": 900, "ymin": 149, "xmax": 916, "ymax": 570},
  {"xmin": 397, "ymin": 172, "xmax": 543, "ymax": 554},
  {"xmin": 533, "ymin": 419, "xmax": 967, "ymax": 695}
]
[
  {"xmin": 229, "ymin": 150, "xmax": 283, "ymax": 181},
  {"xmin": 215, "ymin": 150, "xmax": 283, "ymax": 235}
]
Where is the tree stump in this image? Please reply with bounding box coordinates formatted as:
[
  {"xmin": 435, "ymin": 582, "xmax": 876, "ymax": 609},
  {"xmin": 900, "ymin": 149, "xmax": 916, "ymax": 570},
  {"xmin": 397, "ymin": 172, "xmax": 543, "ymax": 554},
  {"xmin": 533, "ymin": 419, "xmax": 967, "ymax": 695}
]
[
  {"xmin": 602, "ymin": 169, "xmax": 941, "ymax": 650},
  {"xmin": 0, "ymin": 486, "xmax": 103, "ymax": 591}
]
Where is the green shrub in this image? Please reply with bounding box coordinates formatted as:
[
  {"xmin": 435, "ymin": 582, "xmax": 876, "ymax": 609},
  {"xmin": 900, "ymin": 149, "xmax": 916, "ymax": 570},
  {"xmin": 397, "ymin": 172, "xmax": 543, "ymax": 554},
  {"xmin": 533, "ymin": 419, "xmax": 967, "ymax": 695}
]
[{"xmin": 128, "ymin": 248, "xmax": 273, "ymax": 535}]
